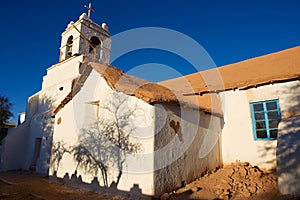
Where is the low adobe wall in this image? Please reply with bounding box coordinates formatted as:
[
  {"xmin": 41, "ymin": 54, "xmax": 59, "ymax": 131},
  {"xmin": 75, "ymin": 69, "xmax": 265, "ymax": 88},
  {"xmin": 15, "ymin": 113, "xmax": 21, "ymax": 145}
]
[{"xmin": 154, "ymin": 103, "xmax": 223, "ymax": 195}]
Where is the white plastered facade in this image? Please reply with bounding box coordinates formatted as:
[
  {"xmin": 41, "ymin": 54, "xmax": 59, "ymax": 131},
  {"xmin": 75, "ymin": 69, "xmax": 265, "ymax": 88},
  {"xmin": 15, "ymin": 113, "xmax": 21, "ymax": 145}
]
[
  {"xmin": 221, "ymin": 80, "xmax": 300, "ymax": 169},
  {"xmin": 51, "ymin": 68, "xmax": 157, "ymax": 195},
  {"xmin": 0, "ymin": 55, "xmax": 84, "ymax": 173},
  {"xmin": 49, "ymin": 67, "xmax": 223, "ymax": 195}
]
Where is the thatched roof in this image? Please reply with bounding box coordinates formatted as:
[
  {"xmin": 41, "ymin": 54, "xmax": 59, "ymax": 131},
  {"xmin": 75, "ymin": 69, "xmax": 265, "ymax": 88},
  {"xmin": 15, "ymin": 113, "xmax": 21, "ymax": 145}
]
[
  {"xmin": 159, "ymin": 46, "xmax": 300, "ymax": 114},
  {"xmin": 90, "ymin": 63, "xmax": 178, "ymax": 104}
]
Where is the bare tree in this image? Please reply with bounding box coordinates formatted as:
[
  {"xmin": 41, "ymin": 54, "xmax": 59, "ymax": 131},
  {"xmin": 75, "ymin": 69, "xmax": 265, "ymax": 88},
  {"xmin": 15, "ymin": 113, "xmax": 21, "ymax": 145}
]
[
  {"xmin": 0, "ymin": 94, "xmax": 13, "ymax": 144},
  {"xmin": 0, "ymin": 94, "xmax": 13, "ymax": 126}
]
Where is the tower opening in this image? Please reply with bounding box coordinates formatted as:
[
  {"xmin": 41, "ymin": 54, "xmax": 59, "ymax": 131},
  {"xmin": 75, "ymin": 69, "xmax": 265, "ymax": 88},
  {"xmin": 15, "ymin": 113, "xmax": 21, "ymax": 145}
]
[
  {"xmin": 89, "ymin": 36, "xmax": 101, "ymax": 53},
  {"xmin": 66, "ymin": 36, "xmax": 73, "ymax": 59}
]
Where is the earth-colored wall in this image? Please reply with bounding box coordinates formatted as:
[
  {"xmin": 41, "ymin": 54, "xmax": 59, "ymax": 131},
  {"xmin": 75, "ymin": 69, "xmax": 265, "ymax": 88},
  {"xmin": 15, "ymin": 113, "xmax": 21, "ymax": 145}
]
[{"xmin": 154, "ymin": 103, "xmax": 223, "ymax": 196}]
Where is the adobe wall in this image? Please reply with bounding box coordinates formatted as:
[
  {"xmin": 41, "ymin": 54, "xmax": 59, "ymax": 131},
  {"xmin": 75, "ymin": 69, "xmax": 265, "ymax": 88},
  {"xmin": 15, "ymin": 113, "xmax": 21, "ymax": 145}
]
[{"xmin": 154, "ymin": 103, "xmax": 223, "ymax": 196}]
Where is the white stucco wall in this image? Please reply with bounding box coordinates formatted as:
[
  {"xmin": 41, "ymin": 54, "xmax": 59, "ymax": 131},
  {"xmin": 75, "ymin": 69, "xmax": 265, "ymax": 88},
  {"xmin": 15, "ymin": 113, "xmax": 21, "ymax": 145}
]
[
  {"xmin": 31, "ymin": 57, "xmax": 84, "ymax": 174},
  {"xmin": 0, "ymin": 122, "xmax": 30, "ymax": 171},
  {"xmin": 51, "ymin": 69, "xmax": 155, "ymax": 195},
  {"xmin": 0, "ymin": 93, "xmax": 39, "ymax": 171},
  {"xmin": 1, "ymin": 57, "xmax": 83, "ymax": 173},
  {"xmin": 221, "ymin": 80, "xmax": 300, "ymax": 169},
  {"xmin": 43, "ymin": 55, "xmax": 83, "ymax": 90}
]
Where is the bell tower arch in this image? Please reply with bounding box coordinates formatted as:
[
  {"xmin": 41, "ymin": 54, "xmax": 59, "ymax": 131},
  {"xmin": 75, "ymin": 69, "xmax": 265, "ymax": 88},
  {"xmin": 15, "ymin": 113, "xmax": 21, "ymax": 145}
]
[
  {"xmin": 59, "ymin": 13, "xmax": 111, "ymax": 64},
  {"xmin": 65, "ymin": 36, "xmax": 73, "ymax": 59}
]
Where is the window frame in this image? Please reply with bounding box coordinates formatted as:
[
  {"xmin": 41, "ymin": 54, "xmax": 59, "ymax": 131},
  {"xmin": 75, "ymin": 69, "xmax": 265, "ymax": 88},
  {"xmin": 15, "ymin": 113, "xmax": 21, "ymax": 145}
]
[{"xmin": 250, "ymin": 99, "xmax": 281, "ymax": 141}]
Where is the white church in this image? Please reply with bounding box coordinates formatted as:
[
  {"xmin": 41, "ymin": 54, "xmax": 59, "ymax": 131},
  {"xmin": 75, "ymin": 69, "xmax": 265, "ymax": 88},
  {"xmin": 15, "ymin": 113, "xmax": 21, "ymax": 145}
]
[{"xmin": 1, "ymin": 10, "xmax": 300, "ymax": 198}]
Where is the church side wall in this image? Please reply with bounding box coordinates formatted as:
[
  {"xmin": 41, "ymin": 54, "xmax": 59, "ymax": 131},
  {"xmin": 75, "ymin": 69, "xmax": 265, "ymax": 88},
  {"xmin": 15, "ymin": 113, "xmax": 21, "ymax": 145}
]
[
  {"xmin": 25, "ymin": 57, "xmax": 83, "ymax": 174},
  {"xmin": 25, "ymin": 93, "xmax": 40, "ymax": 121},
  {"xmin": 24, "ymin": 111, "xmax": 54, "ymax": 173},
  {"xmin": 0, "ymin": 122, "xmax": 30, "ymax": 171},
  {"xmin": 1, "ymin": 56, "xmax": 84, "ymax": 173},
  {"xmin": 50, "ymin": 69, "xmax": 155, "ymax": 196},
  {"xmin": 221, "ymin": 80, "xmax": 300, "ymax": 169},
  {"xmin": 0, "ymin": 93, "xmax": 40, "ymax": 171},
  {"xmin": 154, "ymin": 104, "xmax": 223, "ymax": 196}
]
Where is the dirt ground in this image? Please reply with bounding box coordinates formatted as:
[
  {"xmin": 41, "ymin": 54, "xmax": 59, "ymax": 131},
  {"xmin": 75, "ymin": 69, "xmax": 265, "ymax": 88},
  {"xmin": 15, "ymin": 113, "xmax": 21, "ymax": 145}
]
[
  {"xmin": 0, "ymin": 171, "xmax": 127, "ymax": 200},
  {"xmin": 0, "ymin": 162, "xmax": 298, "ymax": 200},
  {"xmin": 169, "ymin": 162, "xmax": 296, "ymax": 200}
]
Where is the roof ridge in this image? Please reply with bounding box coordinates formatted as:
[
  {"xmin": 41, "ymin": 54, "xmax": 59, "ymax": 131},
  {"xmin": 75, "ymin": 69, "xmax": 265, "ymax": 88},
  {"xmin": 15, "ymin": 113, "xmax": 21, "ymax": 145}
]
[{"xmin": 160, "ymin": 45, "xmax": 300, "ymax": 83}]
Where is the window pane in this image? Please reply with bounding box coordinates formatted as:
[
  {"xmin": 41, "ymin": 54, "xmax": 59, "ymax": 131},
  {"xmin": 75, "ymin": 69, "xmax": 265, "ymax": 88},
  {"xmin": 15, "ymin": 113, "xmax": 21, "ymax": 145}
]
[
  {"xmin": 270, "ymin": 130, "xmax": 278, "ymax": 138},
  {"xmin": 266, "ymin": 102, "xmax": 277, "ymax": 110},
  {"xmin": 269, "ymin": 120, "xmax": 279, "ymax": 129},
  {"xmin": 251, "ymin": 100, "xmax": 280, "ymax": 140},
  {"xmin": 253, "ymin": 104, "xmax": 264, "ymax": 112},
  {"xmin": 268, "ymin": 111, "xmax": 278, "ymax": 120},
  {"xmin": 256, "ymin": 121, "xmax": 266, "ymax": 129},
  {"xmin": 255, "ymin": 112, "xmax": 265, "ymax": 120},
  {"xmin": 257, "ymin": 130, "xmax": 267, "ymax": 138}
]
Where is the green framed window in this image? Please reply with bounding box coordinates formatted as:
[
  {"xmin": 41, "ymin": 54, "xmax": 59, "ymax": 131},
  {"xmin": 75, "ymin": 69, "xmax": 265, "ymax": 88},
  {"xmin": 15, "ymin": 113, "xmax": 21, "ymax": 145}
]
[{"xmin": 250, "ymin": 99, "xmax": 281, "ymax": 140}]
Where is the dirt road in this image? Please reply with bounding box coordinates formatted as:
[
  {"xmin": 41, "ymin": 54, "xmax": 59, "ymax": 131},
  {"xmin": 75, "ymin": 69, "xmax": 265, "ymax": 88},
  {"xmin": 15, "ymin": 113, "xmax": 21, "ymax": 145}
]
[
  {"xmin": 0, "ymin": 163, "xmax": 297, "ymax": 200},
  {"xmin": 0, "ymin": 171, "xmax": 127, "ymax": 200}
]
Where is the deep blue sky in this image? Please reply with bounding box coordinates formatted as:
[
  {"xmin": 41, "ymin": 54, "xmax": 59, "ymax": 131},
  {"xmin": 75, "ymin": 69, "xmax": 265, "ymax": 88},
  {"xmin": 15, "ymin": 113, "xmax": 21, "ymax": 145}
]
[{"xmin": 1, "ymin": 0, "xmax": 300, "ymax": 122}]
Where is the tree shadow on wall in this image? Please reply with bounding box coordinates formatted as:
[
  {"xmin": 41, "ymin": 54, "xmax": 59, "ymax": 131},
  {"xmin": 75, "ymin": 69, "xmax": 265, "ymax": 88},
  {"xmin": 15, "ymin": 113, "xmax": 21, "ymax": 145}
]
[
  {"xmin": 276, "ymin": 116, "xmax": 300, "ymax": 196},
  {"xmin": 257, "ymin": 140, "xmax": 277, "ymax": 168},
  {"xmin": 50, "ymin": 93, "xmax": 145, "ymax": 198},
  {"xmin": 257, "ymin": 82, "xmax": 300, "ymax": 168},
  {"xmin": 279, "ymin": 83, "xmax": 300, "ymax": 117},
  {"xmin": 50, "ymin": 141, "xmax": 70, "ymax": 173},
  {"xmin": 27, "ymin": 94, "xmax": 56, "ymax": 173},
  {"xmin": 275, "ymin": 82, "xmax": 300, "ymax": 196}
]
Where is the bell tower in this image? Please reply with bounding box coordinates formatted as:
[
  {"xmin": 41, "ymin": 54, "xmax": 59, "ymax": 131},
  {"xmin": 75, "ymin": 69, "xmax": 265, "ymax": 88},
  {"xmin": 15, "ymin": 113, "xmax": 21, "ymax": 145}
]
[{"xmin": 59, "ymin": 12, "xmax": 111, "ymax": 64}]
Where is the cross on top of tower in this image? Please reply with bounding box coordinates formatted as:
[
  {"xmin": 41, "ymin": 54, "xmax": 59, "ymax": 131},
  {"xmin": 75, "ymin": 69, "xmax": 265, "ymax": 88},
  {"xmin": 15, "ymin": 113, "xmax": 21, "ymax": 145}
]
[{"xmin": 84, "ymin": 3, "xmax": 95, "ymax": 18}]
